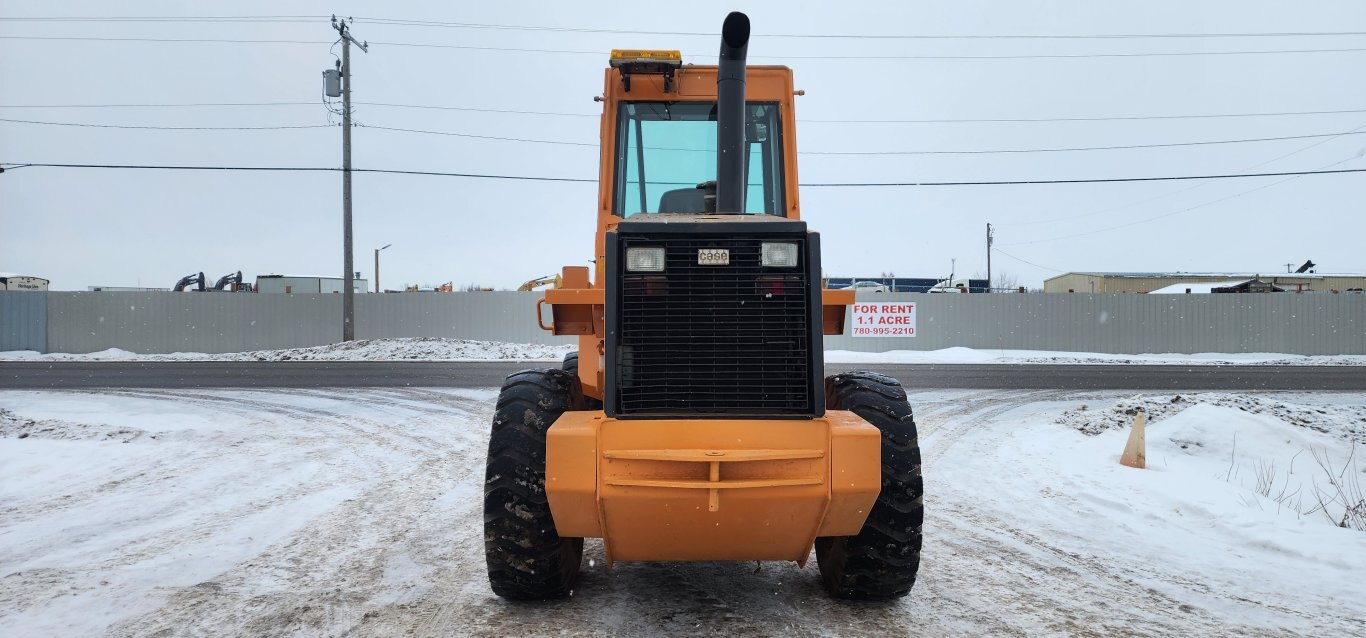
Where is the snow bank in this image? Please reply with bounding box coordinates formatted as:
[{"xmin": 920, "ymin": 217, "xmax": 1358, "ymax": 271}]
[
  {"xmin": 1056, "ymin": 392, "xmax": 1366, "ymax": 442},
  {"xmin": 5, "ymin": 341, "xmax": 1362, "ymax": 365},
  {"xmin": 1050, "ymin": 393, "xmax": 1366, "ymax": 532},
  {"xmin": 938, "ymin": 393, "xmax": 1366, "ymax": 632}
]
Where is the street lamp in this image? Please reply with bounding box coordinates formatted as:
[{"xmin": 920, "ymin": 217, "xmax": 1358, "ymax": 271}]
[{"xmin": 374, "ymin": 244, "xmax": 392, "ymax": 293}]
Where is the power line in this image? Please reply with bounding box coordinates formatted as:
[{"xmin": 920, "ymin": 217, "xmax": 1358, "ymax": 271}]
[
  {"xmin": 358, "ymin": 19, "xmax": 1366, "ymax": 41},
  {"xmin": 357, "ymin": 123, "xmax": 597, "ymax": 146},
  {"xmin": 735, "ymin": 48, "xmax": 1366, "ymax": 60},
  {"xmin": 4, "ymin": 162, "xmax": 1365, "ymax": 186},
  {"xmin": 991, "ymin": 247, "xmax": 1065, "ymax": 273},
  {"xmin": 997, "ymin": 122, "xmax": 1366, "ymax": 227},
  {"xmin": 0, "ymin": 16, "xmax": 327, "ymax": 23},
  {"xmin": 802, "ymin": 167, "xmax": 1366, "ymax": 186},
  {"xmin": 12, "ymin": 116, "xmax": 1366, "ymax": 156},
  {"xmin": 801, "ymin": 130, "xmax": 1366, "ymax": 155},
  {"xmin": 0, "ymin": 101, "xmax": 321, "ymax": 109},
  {"xmin": 1003, "ymin": 177, "xmax": 1302, "ymax": 247},
  {"xmin": 8, "ymin": 102, "xmax": 1366, "ymax": 126},
  {"xmin": 0, "ymin": 163, "xmax": 597, "ymax": 182},
  {"xmin": 803, "ymin": 108, "xmax": 1366, "ymax": 124},
  {"xmin": 359, "ymin": 102, "xmax": 596, "ymax": 117},
  {"xmin": 1000, "ymin": 154, "xmax": 1363, "ymax": 245},
  {"xmin": 5, "ymin": 35, "xmax": 1366, "ymax": 60},
  {"xmin": 9, "ymin": 15, "xmax": 1366, "ymax": 40},
  {"xmin": 376, "ymin": 42, "xmax": 1366, "ymax": 60},
  {"xmin": 0, "ymin": 35, "xmax": 333, "ymax": 44},
  {"xmin": 0, "ymin": 117, "xmax": 332, "ymax": 131}
]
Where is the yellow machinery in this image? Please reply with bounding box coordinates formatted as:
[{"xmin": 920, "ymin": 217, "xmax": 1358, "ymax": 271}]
[
  {"xmin": 484, "ymin": 12, "xmax": 922, "ymax": 600},
  {"xmin": 517, "ymin": 274, "xmax": 562, "ymax": 292}
]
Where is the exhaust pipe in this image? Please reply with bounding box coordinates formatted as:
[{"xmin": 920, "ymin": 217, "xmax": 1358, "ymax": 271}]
[{"xmin": 715, "ymin": 11, "xmax": 750, "ymax": 214}]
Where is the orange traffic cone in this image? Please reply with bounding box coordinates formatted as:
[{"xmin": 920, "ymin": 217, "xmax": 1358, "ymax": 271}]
[{"xmin": 1120, "ymin": 409, "xmax": 1146, "ymax": 469}]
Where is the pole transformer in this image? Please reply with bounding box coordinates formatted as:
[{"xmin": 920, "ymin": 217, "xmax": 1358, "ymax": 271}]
[{"xmin": 333, "ymin": 16, "xmax": 367, "ymax": 341}]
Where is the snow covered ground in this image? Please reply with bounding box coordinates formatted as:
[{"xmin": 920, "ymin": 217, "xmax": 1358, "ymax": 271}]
[
  {"xmin": 2, "ymin": 388, "xmax": 1363, "ymax": 636},
  {"xmin": 3, "ymin": 338, "xmax": 1363, "ymax": 365}
]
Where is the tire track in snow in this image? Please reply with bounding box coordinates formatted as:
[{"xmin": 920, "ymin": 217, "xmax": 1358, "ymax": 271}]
[
  {"xmin": 11, "ymin": 388, "xmax": 1360, "ymax": 636},
  {"xmin": 105, "ymin": 388, "xmax": 494, "ymax": 637}
]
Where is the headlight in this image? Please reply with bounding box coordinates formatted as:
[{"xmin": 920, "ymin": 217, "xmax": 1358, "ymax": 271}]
[
  {"xmin": 761, "ymin": 242, "xmax": 798, "ymax": 267},
  {"xmin": 626, "ymin": 246, "xmax": 666, "ymax": 272}
]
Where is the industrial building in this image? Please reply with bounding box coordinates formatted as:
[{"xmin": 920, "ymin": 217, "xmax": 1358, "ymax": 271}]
[
  {"xmin": 1044, "ymin": 271, "xmax": 1366, "ymax": 294},
  {"xmin": 0, "ymin": 273, "xmax": 49, "ymax": 291}
]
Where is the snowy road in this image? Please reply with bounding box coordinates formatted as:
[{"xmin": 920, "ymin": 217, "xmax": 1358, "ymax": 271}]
[{"xmin": 2, "ymin": 388, "xmax": 1364, "ymax": 636}]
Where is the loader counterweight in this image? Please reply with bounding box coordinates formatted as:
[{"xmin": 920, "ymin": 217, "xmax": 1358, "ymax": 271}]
[{"xmin": 545, "ymin": 412, "xmax": 881, "ymax": 563}]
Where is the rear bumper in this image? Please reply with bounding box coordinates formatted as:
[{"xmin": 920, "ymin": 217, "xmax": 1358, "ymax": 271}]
[{"xmin": 545, "ymin": 411, "xmax": 880, "ymax": 564}]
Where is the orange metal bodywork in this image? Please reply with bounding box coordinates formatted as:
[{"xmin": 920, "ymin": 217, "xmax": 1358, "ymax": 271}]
[
  {"xmin": 536, "ymin": 62, "xmax": 872, "ymax": 562},
  {"xmin": 534, "ymin": 64, "xmax": 854, "ymax": 402},
  {"xmin": 546, "ymin": 410, "xmax": 881, "ymax": 564}
]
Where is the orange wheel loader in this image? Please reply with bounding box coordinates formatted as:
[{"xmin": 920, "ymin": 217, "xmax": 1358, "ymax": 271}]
[{"xmin": 484, "ymin": 11, "xmax": 923, "ymax": 600}]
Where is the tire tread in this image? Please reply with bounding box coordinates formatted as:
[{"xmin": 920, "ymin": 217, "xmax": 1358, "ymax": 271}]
[{"xmin": 816, "ymin": 371, "xmax": 924, "ymax": 600}]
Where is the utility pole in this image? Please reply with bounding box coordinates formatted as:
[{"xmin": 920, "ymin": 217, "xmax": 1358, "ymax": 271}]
[
  {"xmin": 333, "ymin": 16, "xmax": 367, "ymax": 341},
  {"xmin": 986, "ymin": 223, "xmax": 994, "ymax": 293},
  {"xmin": 375, "ymin": 244, "xmax": 391, "ymax": 293}
]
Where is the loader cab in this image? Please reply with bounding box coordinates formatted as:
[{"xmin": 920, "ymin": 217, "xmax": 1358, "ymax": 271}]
[
  {"xmin": 578, "ymin": 50, "xmax": 827, "ymax": 419},
  {"xmin": 612, "ymin": 101, "xmax": 786, "ymax": 217},
  {"xmin": 594, "ymin": 53, "xmax": 804, "ymax": 255}
]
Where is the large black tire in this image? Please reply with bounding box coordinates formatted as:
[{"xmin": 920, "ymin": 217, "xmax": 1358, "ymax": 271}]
[
  {"xmin": 561, "ymin": 352, "xmax": 604, "ymax": 410},
  {"xmin": 815, "ymin": 371, "xmax": 924, "ymax": 600},
  {"xmin": 484, "ymin": 369, "xmax": 585, "ymax": 600}
]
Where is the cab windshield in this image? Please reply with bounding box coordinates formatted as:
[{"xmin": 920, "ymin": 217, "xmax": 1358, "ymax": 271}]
[{"xmin": 612, "ymin": 101, "xmax": 784, "ymax": 217}]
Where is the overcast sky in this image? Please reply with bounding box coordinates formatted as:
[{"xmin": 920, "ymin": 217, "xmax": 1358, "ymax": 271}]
[{"xmin": 3, "ymin": 1, "xmax": 1365, "ymax": 290}]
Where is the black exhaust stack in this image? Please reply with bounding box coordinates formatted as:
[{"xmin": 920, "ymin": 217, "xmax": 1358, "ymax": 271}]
[{"xmin": 715, "ymin": 11, "xmax": 750, "ymax": 214}]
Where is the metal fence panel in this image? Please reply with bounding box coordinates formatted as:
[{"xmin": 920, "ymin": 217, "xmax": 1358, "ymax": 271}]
[
  {"xmin": 21, "ymin": 291, "xmax": 1366, "ymax": 355},
  {"xmin": 42, "ymin": 292, "xmax": 572, "ymax": 354},
  {"xmin": 355, "ymin": 292, "xmax": 570, "ymax": 345},
  {"xmin": 0, "ymin": 292, "xmax": 47, "ymax": 352},
  {"xmin": 45, "ymin": 292, "xmax": 345, "ymax": 354},
  {"xmin": 823, "ymin": 293, "xmax": 1366, "ymax": 355}
]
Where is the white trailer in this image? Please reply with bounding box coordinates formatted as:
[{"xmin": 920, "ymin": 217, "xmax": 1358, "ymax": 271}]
[
  {"xmin": 0, "ymin": 273, "xmax": 49, "ymax": 291},
  {"xmin": 255, "ymin": 275, "xmax": 368, "ymax": 294}
]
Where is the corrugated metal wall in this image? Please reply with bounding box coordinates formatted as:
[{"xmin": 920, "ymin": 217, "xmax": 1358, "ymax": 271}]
[
  {"xmin": 0, "ymin": 292, "xmax": 46, "ymax": 352},
  {"xmin": 39, "ymin": 292, "xmax": 570, "ymax": 354},
  {"xmin": 824, "ymin": 293, "xmax": 1365, "ymax": 355},
  {"xmin": 356, "ymin": 292, "xmax": 568, "ymax": 346},
  {"xmin": 4, "ymin": 291, "xmax": 1361, "ymax": 355},
  {"xmin": 45, "ymin": 292, "xmax": 347, "ymax": 354}
]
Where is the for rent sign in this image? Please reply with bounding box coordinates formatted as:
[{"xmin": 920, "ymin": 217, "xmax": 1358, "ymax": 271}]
[{"xmin": 850, "ymin": 302, "xmax": 916, "ymax": 337}]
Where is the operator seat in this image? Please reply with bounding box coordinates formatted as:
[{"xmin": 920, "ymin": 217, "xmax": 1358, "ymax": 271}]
[{"xmin": 657, "ymin": 187, "xmax": 706, "ymax": 214}]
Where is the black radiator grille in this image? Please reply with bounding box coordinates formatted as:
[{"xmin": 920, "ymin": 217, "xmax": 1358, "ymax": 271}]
[{"xmin": 617, "ymin": 237, "xmax": 813, "ymax": 414}]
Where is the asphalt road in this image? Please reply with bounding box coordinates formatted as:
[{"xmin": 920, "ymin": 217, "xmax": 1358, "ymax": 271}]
[{"xmin": 2, "ymin": 361, "xmax": 1362, "ymax": 390}]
